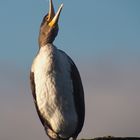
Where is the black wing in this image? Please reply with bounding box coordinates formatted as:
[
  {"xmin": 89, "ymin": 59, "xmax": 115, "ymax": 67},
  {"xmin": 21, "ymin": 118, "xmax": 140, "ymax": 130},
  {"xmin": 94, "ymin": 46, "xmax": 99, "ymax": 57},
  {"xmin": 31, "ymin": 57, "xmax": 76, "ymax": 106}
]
[
  {"xmin": 30, "ymin": 72, "xmax": 52, "ymax": 130},
  {"xmin": 59, "ymin": 50, "xmax": 85, "ymax": 138},
  {"xmin": 70, "ymin": 60, "xmax": 85, "ymax": 138}
]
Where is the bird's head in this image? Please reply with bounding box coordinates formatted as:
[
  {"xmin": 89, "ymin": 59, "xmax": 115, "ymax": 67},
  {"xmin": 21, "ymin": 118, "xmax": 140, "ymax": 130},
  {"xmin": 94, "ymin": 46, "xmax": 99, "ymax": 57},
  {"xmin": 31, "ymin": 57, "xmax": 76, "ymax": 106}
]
[{"xmin": 38, "ymin": 0, "xmax": 63, "ymax": 47}]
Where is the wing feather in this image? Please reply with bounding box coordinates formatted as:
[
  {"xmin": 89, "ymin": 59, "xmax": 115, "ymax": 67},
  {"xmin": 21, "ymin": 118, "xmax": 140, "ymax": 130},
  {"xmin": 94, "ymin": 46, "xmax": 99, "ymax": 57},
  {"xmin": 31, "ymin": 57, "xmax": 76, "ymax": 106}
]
[
  {"xmin": 59, "ymin": 50, "xmax": 85, "ymax": 138},
  {"xmin": 70, "ymin": 60, "xmax": 85, "ymax": 138}
]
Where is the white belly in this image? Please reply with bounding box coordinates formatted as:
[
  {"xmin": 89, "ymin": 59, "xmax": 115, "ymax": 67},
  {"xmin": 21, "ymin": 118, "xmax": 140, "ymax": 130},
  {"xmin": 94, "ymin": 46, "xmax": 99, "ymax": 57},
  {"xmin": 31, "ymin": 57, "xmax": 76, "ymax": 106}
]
[{"xmin": 32, "ymin": 45, "xmax": 78, "ymax": 138}]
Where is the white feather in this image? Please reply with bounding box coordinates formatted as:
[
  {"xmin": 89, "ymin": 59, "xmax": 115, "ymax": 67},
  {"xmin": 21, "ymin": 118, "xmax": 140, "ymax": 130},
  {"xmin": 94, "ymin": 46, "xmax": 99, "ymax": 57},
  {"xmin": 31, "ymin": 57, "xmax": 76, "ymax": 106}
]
[{"xmin": 31, "ymin": 44, "xmax": 78, "ymax": 138}]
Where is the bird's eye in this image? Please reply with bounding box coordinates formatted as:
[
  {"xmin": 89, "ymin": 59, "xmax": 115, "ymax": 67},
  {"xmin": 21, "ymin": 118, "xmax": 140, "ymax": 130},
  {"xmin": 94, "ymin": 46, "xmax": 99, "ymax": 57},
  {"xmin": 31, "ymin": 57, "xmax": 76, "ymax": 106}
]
[
  {"xmin": 45, "ymin": 14, "xmax": 51, "ymax": 22},
  {"xmin": 41, "ymin": 15, "xmax": 49, "ymax": 26},
  {"xmin": 46, "ymin": 16, "xmax": 49, "ymax": 21}
]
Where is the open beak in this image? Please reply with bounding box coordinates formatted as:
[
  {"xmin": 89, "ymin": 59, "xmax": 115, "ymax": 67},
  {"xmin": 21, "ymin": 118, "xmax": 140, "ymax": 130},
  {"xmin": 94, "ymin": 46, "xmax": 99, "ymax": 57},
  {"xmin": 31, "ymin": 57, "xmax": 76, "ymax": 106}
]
[
  {"xmin": 48, "ymin": 3, "xmax": 64, "ymax": 27},
  {"xmin": 48, "ymin": 0, "xmax": 55, "ymax": 21}
]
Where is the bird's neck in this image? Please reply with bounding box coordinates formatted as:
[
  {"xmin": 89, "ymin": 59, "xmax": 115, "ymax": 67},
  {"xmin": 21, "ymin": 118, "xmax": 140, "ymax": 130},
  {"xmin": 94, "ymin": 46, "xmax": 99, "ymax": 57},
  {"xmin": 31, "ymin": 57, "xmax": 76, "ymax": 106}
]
[
  {"xmin": 39, "ymin": 43, "xmax": 54, "ymax": 48},
  {"xmin": 39, "ymin": 43, "xmax": 56, "ymax": 54},
  {"xmin": 38, "ymin": 26, "xmax": 58, "ymax": 47}
]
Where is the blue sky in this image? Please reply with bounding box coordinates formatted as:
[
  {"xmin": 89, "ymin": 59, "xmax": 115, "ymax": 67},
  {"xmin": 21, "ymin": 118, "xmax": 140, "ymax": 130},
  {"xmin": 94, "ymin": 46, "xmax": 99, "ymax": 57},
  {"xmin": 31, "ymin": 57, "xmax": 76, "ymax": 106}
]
[
  {"xmin": 1, "ymin": 0, "xmax": 140, "ymax": 66},
  {"xmin": 0, "ymin": 0, "xmax": 140, "ymax": 139}
]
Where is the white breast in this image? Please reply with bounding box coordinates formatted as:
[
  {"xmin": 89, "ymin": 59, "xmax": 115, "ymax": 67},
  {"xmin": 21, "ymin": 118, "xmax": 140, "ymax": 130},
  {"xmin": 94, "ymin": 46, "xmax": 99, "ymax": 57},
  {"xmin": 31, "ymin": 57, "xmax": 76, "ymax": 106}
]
[{"xmin": 31, "ymin": 44, "xmax": 78, "ymax": 138}]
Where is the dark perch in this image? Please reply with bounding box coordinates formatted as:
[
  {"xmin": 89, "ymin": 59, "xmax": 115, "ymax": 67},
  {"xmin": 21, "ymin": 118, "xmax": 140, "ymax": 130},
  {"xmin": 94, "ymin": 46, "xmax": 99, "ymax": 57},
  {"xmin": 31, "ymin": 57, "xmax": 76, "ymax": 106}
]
[{"xmin": 80, "ymin": 137, "xmax": 140, "ymax": 140}]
